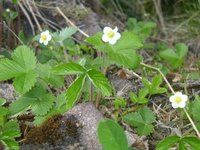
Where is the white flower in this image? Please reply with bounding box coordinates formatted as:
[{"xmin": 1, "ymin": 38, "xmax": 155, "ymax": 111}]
[
  {"xmin": 39, "ymin": 30, "xmax": 52, "ymax": 45},
  {"xmin": 102, "ymin": 26, "xmax": 121, "ymax": 45},
  {"xmin": 6, "ymin": 8, "xmax": 10, "ymax": 12},
  {"xmin": 169, "ymin": 92, "xmax": 188, "ymax": 108}
]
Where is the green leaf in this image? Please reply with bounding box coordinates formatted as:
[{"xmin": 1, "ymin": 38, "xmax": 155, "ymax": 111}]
[
  {"xmin": 152, "ymin": 75, "xmax": 162, "ymax": 88},
  {"xmin": 159, "ymin": 43, "xmax": 188, "ymax": 69},
  {"xmin": 13, "ymin": 70, "xmax": 38, "ymax": 94},
  {"xmin": 190, "ymin": 98, "xmax": 200, "ymax": 121},
  {"xmin": 85, "ymin": 32, "xmax": 142, "ymax": 69},
  {"xmin": 0, "ymin": 59, "xmax": 23, "ymax": 80},
  {"xmin": 156, "ymin": 136, "xmax": 180, "ymax": 150},
  {"xmin": 2, "ymin": 121, "xmax": 20, "ymax": 138},
  {"xmin": 181, "ymin": 136, "xmax": 200, "ymax": 150},
  {"xmin": 9, "ymin": 97, "xmax": 36, "ymax": 115},
  {"xmin": 31, "ymin": 93, "xmax": 55, "ymax": 116},
  {"xmin": 124, "ymin": 107, "xmax": 155, "ymax": 135},
  {"xmin": 0, "ymin": 98, "xmax": 6, "ymax": 106},
  {"xmin": 53, "ymin": 27, "xmax": 77, "ymax": 42},
  {"xmin": 175, "ymin": 43, "xmax": 188, "ymax": 58},
  {"xmin": 87, "ymin": 69, "xmax": 112, "ymax": 96},
  {"xmin": 1, "ymin": 138, "xmax": 19, "ymax": 150},
  {"xmin": 142, "ymin": 76, "xmax": 166, "ymax": 96},
  {"xmin": 0, "ymin": 45, "xmax": 38, "ymax": 94},
  {"xmin": 107, "ymin": 48, "xmax": 140, "ymax": 69},
  {"xmin": 178, "ymin": 141, "xmax": 187, "ymax": 150},
  {"xmin": 129, "ymin": 92, "xmax": 138, "ymax": 103},
  {"xmin": 139, "ymin": 88, "xmax": 149, "ymax": 98},
  {"xmin": 85, "ymin": 32, "xmax": 106, "ymax": 51},
  {"xmin": 36, "ymin": 63, "xmax": 64, "ymax": 88},
  {"xmin": 12, "ymin": 45, "xmax": 36, "ymax": 70},
  {"xmin": 107, "ymin": 32, "xmax": 142, "ymax": 69},
  {"xmin": 52, "ymin": 62, "xmax": 86, "ymax": 75},
  {"xmin": 97, "ymin": 119, "xmax": 129, "ymax": 150},
  {"xmin": 141, "ymin": 78, "xmax": 151, "ymax": 90},
  {"xmin": 65, "ymin": 74, "xmax": 86, "ymax": 109},
  {"xmin": 113, "ymin": 32, "xmax": 143, "ymax": 51},
  {"xmin": 0, "ymin": 107, "xmax": 8, "ymax": 116}
]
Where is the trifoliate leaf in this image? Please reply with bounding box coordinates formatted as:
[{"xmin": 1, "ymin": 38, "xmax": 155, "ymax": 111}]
[
  {"xmin": 124, "ymin": 107, "xmax": 155, "ymax": 135},
  {"xmin": 0, "ymin": 45, "xmax": 38, "ymax": 94},
  {"xmin": 156, "ymin": 136, "xmax": 180, "ymax": 150},
  {"xmin": 97, "ymin": 119, "xmax": 129, "ymax": 150},
  {"xmin": 65, "ymin": 74, "xmax": 86, "ymax": 109},
  {"xmin": 87, "ymin": 69, "xmax": 112, "ymax": 96},
  {"xmin": 52, "ymin": 62, "xmax": 86, "ymax": 75}
]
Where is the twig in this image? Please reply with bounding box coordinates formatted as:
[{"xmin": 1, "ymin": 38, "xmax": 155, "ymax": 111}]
[
  {"xmin": 25, "ymin": 0, "xmax": 42, "ymax": 32},
  {"xmin": 18, "ymin": 0, "xmax": 35, "ymax": 35},
  {"xmin": 152, "ymin": 0, "xmax": 166, "ymax": 34},
  {"xmin": 56, "ymin": 7, "xmax": 89, "ymax": 38},
  {"xmin": 3, "ymin": 21, "xmax": 24, "ymax": 45},
  {"xmin": 173, "ymin": 11, "xmax": 200, "ymax": 32}
]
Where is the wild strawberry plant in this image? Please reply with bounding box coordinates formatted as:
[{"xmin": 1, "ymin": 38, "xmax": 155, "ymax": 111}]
[{"xmin": 0, "ymin": 14, "xmax": 199, "ymax": 150}]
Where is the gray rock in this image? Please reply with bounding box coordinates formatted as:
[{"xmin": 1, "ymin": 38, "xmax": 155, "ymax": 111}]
[
  {"xmin": 64, "ymin": 102, "xmax": 103, "ymax": 150},
  {"xmin": 0, "ymin": 83, "xmax": 15, "ymax": 102}
]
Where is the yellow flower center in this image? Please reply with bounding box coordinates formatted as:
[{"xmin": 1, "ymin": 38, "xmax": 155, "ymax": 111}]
[
  {"xmin": 175, "ymin": 96, "xmax": 182, "ymax": 104},
  {"xmin": 107, "ymin": 31, "xmax": 115, "ymax": 38},
  {"xmin": 41, "ymin": 34, "xmax": 47, "ymax": 41}
]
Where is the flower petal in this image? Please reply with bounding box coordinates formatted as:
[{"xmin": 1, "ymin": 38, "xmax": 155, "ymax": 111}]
[
  {"xmin": 115, "ymin": 32, "xmax": 121, "ymax": 40},
  {"xmin": 102, "ymin": 34, "xmax": 109, "ymax": 42},
  {"xmin": 113, "ymin": 27, "xmax": 118, "ymax": 32},
  {"xmin": 169, "ymin": 95, "xmax": 175, "ymax": 102},
  {"xmin": 109, "ymin": 38, "xmax": 117, "ymax": 45},
  {"xmin": 43, "ymin": 41, "xmax": 48, "ymax": 45},
  {"xmin": 178, "ymin": 101, "xmax": 186, "ymax": 108},
  {"xmin": 47, "ymin": 34, "xmax": 52, "ymax": 41},
  {"xmin": 181, "ymin": 95, "xmax": 188, "ymax": 102},
  {"xmin": 39, "ymin": 38, "xmax": 43, "ymax": 44},
  {"xmin": 172, "ymin": 103, "xmax": 178, "ymax": 108},
  {"xmin": 103, "ymin": 27, "xmax": 112, "ymax": 34}
]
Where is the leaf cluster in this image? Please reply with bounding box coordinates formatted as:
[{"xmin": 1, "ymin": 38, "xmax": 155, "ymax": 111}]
[{"xmin": 123, "ymin": 107, "xmax": 156, "ymax": 135}]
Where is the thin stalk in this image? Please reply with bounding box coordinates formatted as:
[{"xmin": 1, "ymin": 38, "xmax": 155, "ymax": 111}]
[{"xmin": 184, "ymin": 108, "xmax": 200, "ymax": 138}]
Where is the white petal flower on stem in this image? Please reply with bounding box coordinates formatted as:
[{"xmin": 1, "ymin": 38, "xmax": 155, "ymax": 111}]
[
  {"xmin": 39, "ymin": 30, "xmax": 52, "ymax": 45},
  {"xmin": 169, "ymin": 92, "xmax": 188, "ymax": 108},
  {"xmin": 102, "ymin": 26, "xmax": 121, "ymax": 45}
]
